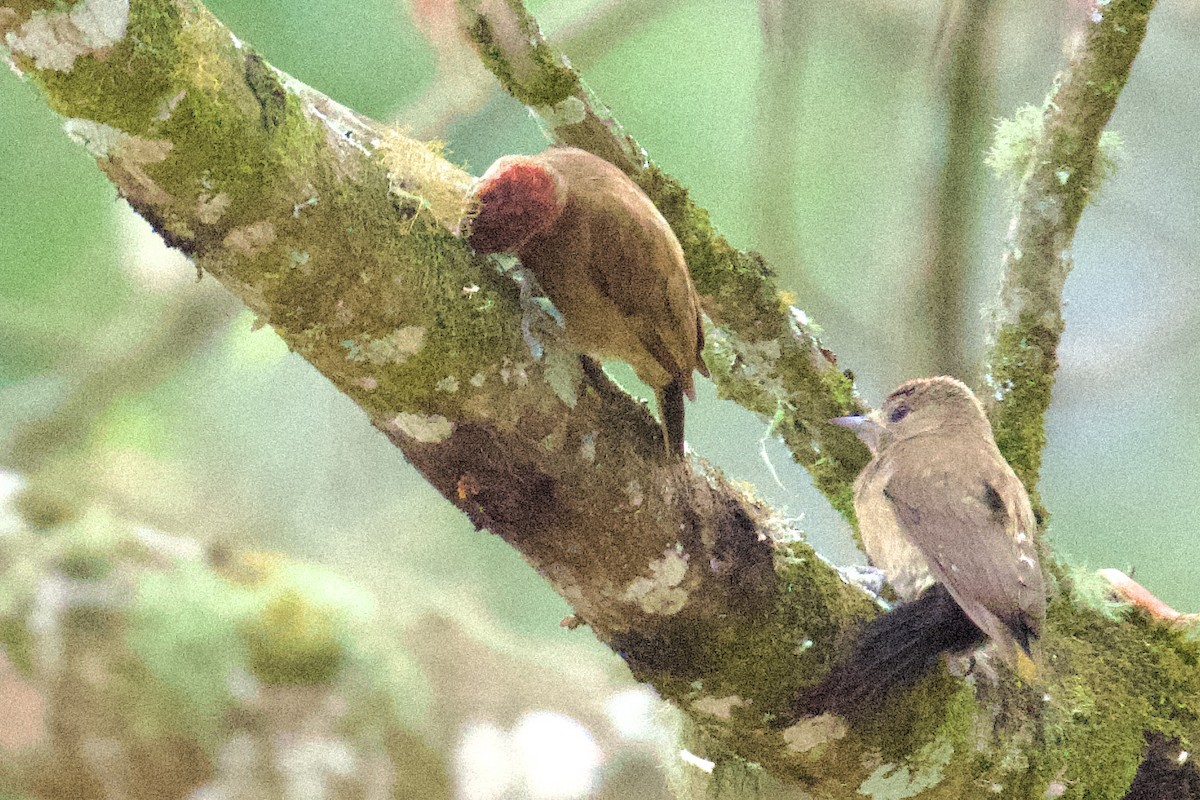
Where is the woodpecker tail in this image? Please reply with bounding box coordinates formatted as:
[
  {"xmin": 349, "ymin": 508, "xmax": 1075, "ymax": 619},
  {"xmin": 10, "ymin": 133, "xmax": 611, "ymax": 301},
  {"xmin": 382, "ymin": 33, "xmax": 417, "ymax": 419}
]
[
  {"xmin": 658, "ymin": 381, "xmax": 686, "ymax": 457},
  {"xmin": 783, "ymin": 584, "xmax": 986, "ymax": 723},
  {"xmin": 1003, "ymin": 609, "xmax": 1042, "ymax": 681}
]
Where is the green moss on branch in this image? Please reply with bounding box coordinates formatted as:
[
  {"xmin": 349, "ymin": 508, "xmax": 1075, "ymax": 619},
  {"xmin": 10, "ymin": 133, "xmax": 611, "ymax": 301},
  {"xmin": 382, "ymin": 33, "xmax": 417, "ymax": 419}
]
[{"xmin": 984, "ymin": 0, "xmax": 1156, "ymax": 494}]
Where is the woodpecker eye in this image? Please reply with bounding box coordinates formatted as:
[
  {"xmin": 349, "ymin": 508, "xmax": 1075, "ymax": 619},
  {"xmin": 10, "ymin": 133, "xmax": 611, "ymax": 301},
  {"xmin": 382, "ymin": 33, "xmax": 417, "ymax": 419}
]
[{"xmin": 887, "ymin": 405, "xmax": 910, "ymax": 424}]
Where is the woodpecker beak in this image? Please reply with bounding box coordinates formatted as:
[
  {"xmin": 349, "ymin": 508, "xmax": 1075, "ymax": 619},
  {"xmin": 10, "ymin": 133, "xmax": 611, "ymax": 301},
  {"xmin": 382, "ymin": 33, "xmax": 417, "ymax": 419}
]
[{"xmin": 829, "ymin": 414, "xmax": 886, "ymax": 454}]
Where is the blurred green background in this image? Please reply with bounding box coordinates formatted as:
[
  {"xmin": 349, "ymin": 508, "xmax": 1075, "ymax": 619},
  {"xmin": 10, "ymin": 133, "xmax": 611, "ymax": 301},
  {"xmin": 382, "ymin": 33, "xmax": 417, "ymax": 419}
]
[{"xmin": 1, "ymin": 0, "xmax": 1198, "ymax": 792}]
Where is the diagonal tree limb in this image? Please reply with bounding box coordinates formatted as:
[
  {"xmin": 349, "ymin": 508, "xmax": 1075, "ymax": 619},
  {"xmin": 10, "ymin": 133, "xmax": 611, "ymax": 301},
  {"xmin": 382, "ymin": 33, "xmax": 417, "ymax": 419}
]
[
  {"xmin": 401, "ymin": 0, "xmax": 690, "ymax": 138},
  {"xmin": 3, "ymin": 0, "xmax": 1198, "ymax": 795},
  {"xmin": 983, "ymin": 0, "xmax": 1155, "ymax": 512}
]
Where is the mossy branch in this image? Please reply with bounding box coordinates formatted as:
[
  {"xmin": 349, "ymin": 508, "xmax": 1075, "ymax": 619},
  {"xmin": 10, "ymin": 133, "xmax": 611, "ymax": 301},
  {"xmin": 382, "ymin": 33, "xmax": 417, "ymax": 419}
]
[
  {"xmin": 2, "ymin": 0, "xmax": 1196, "ymax": 796},
  {"xmin": 983, "ymin": 0, "xmax": 1155, "ymax": 510}
]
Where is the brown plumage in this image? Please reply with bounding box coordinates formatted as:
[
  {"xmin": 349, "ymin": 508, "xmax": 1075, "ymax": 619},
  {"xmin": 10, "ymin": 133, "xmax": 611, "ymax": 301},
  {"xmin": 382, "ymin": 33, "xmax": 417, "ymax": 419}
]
[
  {"xmin": 465, "ymin": 146, "xmax": 708, "ymax": 455},
  {"xmin": 832, "ymin": 376, "xmax": 1046, "ymax": 675}
]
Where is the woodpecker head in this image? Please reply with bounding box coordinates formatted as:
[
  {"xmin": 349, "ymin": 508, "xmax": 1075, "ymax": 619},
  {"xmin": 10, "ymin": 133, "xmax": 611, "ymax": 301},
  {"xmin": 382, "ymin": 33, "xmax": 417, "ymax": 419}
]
[
  {"xmin": 464, "ymin": 156, "xmax": 566, "ymax": 254},
  {"xmin": 830, "ymin": 376, "xmax": 990, "ymax": 454}
]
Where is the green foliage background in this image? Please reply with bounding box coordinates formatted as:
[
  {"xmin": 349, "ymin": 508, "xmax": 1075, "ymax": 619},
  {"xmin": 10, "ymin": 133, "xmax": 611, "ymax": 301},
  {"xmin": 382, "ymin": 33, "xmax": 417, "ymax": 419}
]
[{"xmin": 1, "ymin": 0, "xmax": 1198, "ymax": 720}]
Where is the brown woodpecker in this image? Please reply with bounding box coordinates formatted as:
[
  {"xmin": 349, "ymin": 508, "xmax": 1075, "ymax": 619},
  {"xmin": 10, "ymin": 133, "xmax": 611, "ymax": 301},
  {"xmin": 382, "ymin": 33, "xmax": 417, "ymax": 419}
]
[
  {"xmin": 790, "ymin": 376, "xmax": 1045, "ymax": 721},
  {"xmin": 464, "ymin": 146, "xmax": 708, "ymax": 456}
]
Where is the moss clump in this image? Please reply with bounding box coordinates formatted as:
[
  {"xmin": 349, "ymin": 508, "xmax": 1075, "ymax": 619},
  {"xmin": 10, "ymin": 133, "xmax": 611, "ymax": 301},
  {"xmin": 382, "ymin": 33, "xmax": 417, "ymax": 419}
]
[
  {"xmin": 987, "ymin": 316, "xmax": 1062, "ymax": 511},
  {"xmin": 462, "ymin": 1, "xmax": 578, "ymax": 109},
  {"xmin": 1034, "ymin": 589, "xmax": 1200, "ymax": 797},
  {"xmin": 242, "ymin": 587, "xmax": 345, "ymax": 686},
  {"xmin": 861, "ymin": 675, "xmax": 975, "ymax": 766},
  {"xmin": 716, "ymin": 541, "xmax": 874, "ymax": 715},
  {"xmin": 3, "ymin": 0, "xmax": 57, "ymax": 21},
  {"xmin": 710, "ymin": 756, "xmax": 767, "ymax": 796},
  {"xmin": 820, "ymin": 477, "xmax": 858, "ymax": 528},
  {"xmin": 237, "ymin": 562, "xmax": 378, "ymax": 687},
  {"xmin": 149, "ymin": 21, "xmax": 318, "ymax": 235}
]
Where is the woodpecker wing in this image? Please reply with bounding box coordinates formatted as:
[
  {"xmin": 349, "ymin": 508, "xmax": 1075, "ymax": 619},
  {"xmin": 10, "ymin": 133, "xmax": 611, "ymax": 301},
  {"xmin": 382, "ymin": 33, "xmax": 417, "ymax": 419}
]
[
  {"xmin": 539, "ymin": 149, "xmax": 706, "ymax": 393},
  {"xmin": 881, "ymin": 438, "xmax": 1045, "ymax": 666}
]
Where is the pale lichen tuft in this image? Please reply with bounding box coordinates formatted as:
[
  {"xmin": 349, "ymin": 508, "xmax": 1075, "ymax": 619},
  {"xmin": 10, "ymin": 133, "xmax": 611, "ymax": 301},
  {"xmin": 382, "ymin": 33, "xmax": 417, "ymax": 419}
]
[
  {"xmin": 987, "ymin": 105, "xmax": 1045, "ymax": 189},
  {"xmin": 376, "ymin": 129, "xmax": 474, "ymax": 232},
  {"xmin": 5, "ymin": 0, "xmax": 129, "ymax": 71}
]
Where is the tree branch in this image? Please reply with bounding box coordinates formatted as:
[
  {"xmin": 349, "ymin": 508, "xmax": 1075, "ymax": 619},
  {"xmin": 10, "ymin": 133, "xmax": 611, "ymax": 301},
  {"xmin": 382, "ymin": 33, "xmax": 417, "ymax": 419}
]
[{"xmin": 983, "ymin": 0, "xmax": 1155, "ymax": 507}]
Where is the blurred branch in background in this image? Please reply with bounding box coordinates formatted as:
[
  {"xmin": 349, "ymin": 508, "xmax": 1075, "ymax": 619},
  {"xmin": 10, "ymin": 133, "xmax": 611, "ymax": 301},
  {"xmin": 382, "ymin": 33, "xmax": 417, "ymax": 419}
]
[
  {"xmin": 0, "ymin": 477, "xmax": 456, "ymax": 800},
  {"xmin": 1, "ymin": 271, "xmax": 239, "ymax": 535},
  {"xmin": 752, "ymin": 0, "xmax": 807, "ymax": 298},
  {"xmin": 983, "ymin": 0, "xmax": 1155, "ymax": 511},
  {"xmin": 915, "ymin": 0, "xmax": 999, "ymax": 380},
  {"xmin": 3, "ymin": 285, "xmax": 237, "ymax": 477},
  {"xmin": 401, "ymin": 0, "xmax": 497, "ymax": 135},
  {"xmin": 399, "ymin": 0, "xmax": 687, "ymax": 138}
]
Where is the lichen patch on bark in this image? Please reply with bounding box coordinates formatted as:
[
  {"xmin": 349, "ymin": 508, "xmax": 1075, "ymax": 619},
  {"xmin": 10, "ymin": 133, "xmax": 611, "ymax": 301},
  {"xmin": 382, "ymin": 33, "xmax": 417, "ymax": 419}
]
[
  {"xmin": 781, "ymin": 713, "xmax": 847, "ymax": 753},
  {"xmin": 5, "ymin": 0, "xmax": 128, "ymax": 71},
  {"xmin": 342, "ymin": 326, "xmax": 428, "ymax": 366},
  {"xmin": 623, "ymin": 546, "xmax": 691, "ymax": 616},
  {"xmin": 384, "ymin": 412, "xmax": 454, "ymax": 444}
]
